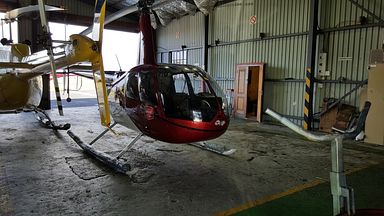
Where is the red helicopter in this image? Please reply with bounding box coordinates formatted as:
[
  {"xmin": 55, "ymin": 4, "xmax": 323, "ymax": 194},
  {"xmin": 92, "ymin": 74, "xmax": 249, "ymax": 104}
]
[
  {"xmin": 67, "ymin": 0, "xmax": 235, "ymax": 173},
  {"xmin": 109, "ymin": 63, "xmax": 229, "ymax": 144}
]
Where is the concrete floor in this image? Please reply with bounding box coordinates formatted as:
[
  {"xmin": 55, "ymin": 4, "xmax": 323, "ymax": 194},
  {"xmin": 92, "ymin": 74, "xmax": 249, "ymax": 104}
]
[{"xmin": 1, "ymin": 99, "xmax": 384, "ymax": 215}]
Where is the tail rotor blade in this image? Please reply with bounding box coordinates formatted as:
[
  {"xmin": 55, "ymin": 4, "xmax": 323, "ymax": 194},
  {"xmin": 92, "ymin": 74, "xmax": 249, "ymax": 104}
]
[
  {"xmin": 91, "ymin": 0, "xmax": 111, "ymax": 127},
  {"xmin": 37, "ymin": 0, "xmax": 63, "ymax": 116}
]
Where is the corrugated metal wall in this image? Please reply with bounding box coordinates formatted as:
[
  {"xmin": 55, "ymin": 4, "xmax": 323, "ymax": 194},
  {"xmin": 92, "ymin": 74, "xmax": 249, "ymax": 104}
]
[
  {"xmin": 209, "ymin": 0, "xmax": 310, "ymax": 124},
  {"xmin": 156, "ymin": 12, "xmax": 205, "ymax": 69},
  {"xmin": 315, "ymin": 0, "xmax": 384, "ymax": 115},
  {"xmin": 157, "ymin": 0, "xmax": 384, "ymax": 127},
  {"xmin": 157, "ymin": 12, "xmax": 205, "ymax": 50},
  {"xmin": 157, "ymin": 0, "xmax": 311, "ymax": 125}
]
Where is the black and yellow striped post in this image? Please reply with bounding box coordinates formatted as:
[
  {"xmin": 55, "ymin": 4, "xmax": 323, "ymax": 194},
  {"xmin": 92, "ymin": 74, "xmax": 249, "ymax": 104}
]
[
  {"xmin": 304, "ymin": 0, "xmax": 319, "ymax": 130},
  {"xmin": 304, "ymin": 67, "xmax": 313, "ymax": 130}
]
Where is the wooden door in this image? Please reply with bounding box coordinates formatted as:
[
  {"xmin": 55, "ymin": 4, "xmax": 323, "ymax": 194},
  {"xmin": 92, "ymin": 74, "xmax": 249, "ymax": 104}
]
[
  {"xmin": 256, "ymin": 65, "xmax": 264, "ymax": 122},
  {"xmin": 234, "ymin": 66, "xmax": 248, "ymax": 118}
]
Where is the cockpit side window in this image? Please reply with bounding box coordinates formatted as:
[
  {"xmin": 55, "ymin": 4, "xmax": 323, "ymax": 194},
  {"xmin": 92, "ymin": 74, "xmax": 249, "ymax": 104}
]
[
  {"xmin": 126, "ymin": 72, "xmax": 140, "ymax": 101},
  {"xmin": 157, "ymin": 67, "xmax": 219, "ymax": 122},
  {"xmin": 139, "ymin": 71, "xmax": 157, "ymax": 106},
  {"xmin": 187, "ymin": 72, "xmax": 212, "ymax": 96},
  {"xmin": 157, "ymin": 70, "xmax": 175, "ymax": 115}
]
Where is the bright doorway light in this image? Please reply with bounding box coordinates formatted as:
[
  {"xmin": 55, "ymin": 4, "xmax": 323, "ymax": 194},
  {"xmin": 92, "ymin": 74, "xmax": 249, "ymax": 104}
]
[
  {"xmin": 49, "ymin": 22, "xmax": 140, "ymax": 71},
  {"xmin": 103, "ymin": 29, "xmax": 140, "ymax": 71},
  {"xmin": 0, "ymin": 12, "xmax": 19, "ymax": 43}
]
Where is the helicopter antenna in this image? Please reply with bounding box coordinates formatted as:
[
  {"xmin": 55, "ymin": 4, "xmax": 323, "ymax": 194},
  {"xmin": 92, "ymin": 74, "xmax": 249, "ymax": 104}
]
[
  {"xmin": 115, "ymin": 54, "xmax": 125, "ymax": 78},
  {"xmin": 115, "ymin": 54, "xmax": 122, "ymax": 72}
]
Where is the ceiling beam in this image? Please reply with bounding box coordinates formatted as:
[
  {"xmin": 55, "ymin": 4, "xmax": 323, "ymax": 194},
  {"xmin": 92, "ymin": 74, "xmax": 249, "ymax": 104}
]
[
  {"xmin": 110, "ymin": 0, "xmax": 127, "ymax": 8},
  {"xmin": 48, "ymin": 11, "xmax": 139, "ymax": 33},
  {"xmin": 75, "ymin": 0, "xmax": 139, "ymax": 24},
  {"xmin": 0, "ymin": 1, "xmax": 19, "ymax": 12},
  {"xmin": 76, "ymin": 0, "xmax": 125, "ymax": 13},
  {"xmin": 215, "ymin": 0, "xmax": 237, "ymax": 7}
]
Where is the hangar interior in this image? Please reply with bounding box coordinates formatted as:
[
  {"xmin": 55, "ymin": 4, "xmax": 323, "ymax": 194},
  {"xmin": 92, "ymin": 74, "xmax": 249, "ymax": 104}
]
[{"xmin": 0, "ymin": 0, "xmax": 384, "ymax": 215}]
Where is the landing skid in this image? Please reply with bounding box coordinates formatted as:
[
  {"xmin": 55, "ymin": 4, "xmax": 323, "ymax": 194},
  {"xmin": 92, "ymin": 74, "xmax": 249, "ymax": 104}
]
[
  {"xmin": 188, "ymin": 142, "xmax": 236, "ymax": 156},
  {"xmin": 34, "ymin": 108, "xmax": 71, "ymax": 130},
  {"xmin": 67, "ymin": 122, "xmax": 141, "ymax": 174},
  {"xmin": 68, "ymin": 123, "xmax": 236, "ymax": 173}
]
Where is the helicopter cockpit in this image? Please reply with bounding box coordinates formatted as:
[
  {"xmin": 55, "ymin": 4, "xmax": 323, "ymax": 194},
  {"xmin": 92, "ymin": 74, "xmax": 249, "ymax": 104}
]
[
  {"xmin": 156, "ymin": 65, "xmax": 228, "ymax": 122},
  {"xmin": 108, "ymin": 64, "xmax": 229, "ymax": 142},
  {"xmin": 121, "ymin": 64, "xmax": 229, "ymax": 123}
]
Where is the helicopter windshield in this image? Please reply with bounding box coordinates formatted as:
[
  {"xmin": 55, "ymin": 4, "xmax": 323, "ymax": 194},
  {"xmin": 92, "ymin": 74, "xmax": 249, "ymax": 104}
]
[{"xmin": 157, "ymin": 65, "xmax": 228, "ymax": 122}]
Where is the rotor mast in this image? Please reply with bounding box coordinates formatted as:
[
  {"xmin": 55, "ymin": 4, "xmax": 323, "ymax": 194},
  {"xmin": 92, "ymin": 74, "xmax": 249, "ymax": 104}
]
[{"xmin": 139, "ymin": 0, "xmax": 156, "ymax": 65}]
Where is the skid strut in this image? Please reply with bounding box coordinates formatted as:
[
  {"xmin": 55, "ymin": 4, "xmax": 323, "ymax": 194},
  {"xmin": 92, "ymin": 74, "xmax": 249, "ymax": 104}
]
[{"xmin": 67, "ymin": 123, "xmax": 143, "ymax": 174}]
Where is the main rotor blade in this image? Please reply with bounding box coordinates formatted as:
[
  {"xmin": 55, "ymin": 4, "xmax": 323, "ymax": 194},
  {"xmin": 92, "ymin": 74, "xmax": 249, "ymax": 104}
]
[
  {"xmin": 4, "ymin": 5, "xmax": 64, "ymax": 23},
  {"xmin": 91, "ymin": 0, "xmax": 111, "ymax": 127},
  {"xmin": 79, "ymin": 0, "xmax": 174, "ymax": 36},
  {"xmin": 80, "ymin": 4, "xmax": 137, "ymax": 36},
  {"xmin": 92, "ymin": 0, "xmax": 106, "ymax": 42},
  {"xmin": 92, "ymin": 55, "xmax": 111, "ymax": 127},
  {"xmin": 38, "ymin": 0, "xmax": 64, "ymax": 116}
]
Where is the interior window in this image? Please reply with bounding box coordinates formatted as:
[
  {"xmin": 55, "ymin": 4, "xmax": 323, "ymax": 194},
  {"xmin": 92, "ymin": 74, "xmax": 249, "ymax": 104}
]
[
  {"xmin": 171, "ymin": 50, "xmax": 187, "ymax": 64},
  {"xmin": 173, "ymin": 74, "xmax": 189, "ymax": 95}
]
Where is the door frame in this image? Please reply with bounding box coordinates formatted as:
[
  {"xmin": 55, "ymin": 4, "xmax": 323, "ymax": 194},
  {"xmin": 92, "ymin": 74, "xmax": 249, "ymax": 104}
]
[{"xmin": 234, "ymin": 62, "xmax": 265, "ymax": 122}]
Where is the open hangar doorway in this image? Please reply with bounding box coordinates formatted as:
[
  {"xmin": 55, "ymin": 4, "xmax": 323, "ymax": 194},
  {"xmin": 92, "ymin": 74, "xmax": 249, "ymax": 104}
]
[{"xmin": 234, "ymin": 63, "xmax": 265, "ymax": 122}]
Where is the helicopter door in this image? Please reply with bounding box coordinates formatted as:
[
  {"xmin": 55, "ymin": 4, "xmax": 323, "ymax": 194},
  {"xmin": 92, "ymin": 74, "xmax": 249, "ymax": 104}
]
[
  {"xmin": 234, "ymin": 66, "xmax": 248, "ymax": 118},
  {"xmin": 234, "ymin": 64, "xmax": 264, "ymax": 121}
]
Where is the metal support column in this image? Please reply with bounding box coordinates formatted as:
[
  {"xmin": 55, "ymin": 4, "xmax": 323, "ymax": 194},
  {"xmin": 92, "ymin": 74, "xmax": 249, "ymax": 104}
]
[
  {"xmin": 304, "ymin": 0, "xmax": 319, "ymax": 130},
  {"xmin": 39, "ymin": 74, "xmax": 51, "ymax": 110},
  {"xmin": 31, "ymin": 0, "xmax": 50, "ymax": 110},
  {"xmin": 203, "ymin": 15, "xmax": 209, "ymax": 72},
  {"xmin": 330, "ymin": 137, "xmax": 355, "ymax": 216},
  {"xmin": 36, "ymin": 46, "xmax": 52, "ymax": 111},
  {"xmin": 31, "ymin": 0, "xmax": 39, "ymax": 53}
]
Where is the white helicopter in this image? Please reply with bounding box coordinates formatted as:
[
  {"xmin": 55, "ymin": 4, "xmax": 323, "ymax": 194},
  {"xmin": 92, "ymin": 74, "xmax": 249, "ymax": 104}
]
[{"xmin": 0, "ymin": 0, "xmax": 110, "ymax": 130}]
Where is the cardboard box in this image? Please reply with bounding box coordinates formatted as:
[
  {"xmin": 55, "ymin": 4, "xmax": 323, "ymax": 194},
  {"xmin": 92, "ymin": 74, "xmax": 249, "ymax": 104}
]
[
  {"xmin": 365, "ymin": 64, "xmax": 384, "ymax": 145},
  {"xmin": 319, "ymin": 99, "xmax": 338, "ymax": 133},
  {"xmin": 332, "ymin": 104, "xmax": 356, "ymax": 132}
]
